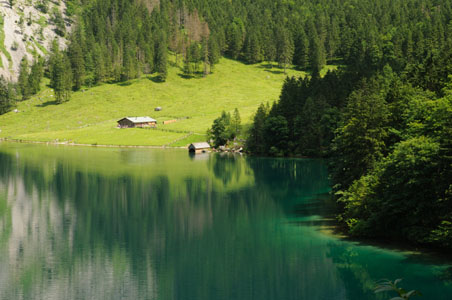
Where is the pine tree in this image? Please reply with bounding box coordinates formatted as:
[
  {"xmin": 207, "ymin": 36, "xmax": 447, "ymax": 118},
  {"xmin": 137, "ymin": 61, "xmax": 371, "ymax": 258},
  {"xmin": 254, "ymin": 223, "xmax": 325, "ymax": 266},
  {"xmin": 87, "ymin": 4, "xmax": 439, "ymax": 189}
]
[
  {"xmin": 232, "ymin": 108, "xmax": 241, "ymax": 135},
  {"xmin": 144, "ymin": 43, "xmax": 155, "ymax": 74},
  {"xmin": 28, "ymin": 59, "xmax": 43, "ymax": 95},
  {"xmin": 246, "ymin": 103, "xmax": 268, "ymax": 154},
  {"xmin": 244, "ymin": 30, "xmax": 263, "ymax": 64},
  {"xmin": 226, "ymin": 19, "xmax": 245, "ymax": 59},
  {"xmin": 93, "ymin": 44, "xmax": 106, "ymax": 84},
  {"xmin": 294, "ymin": 29, "xmax": 310, "ymax": 69},
  {"xmin": 18, "ymin": 57, "xmax": 30, "ymax": 100},
  {"xmin": 208, "ymin": 36, "xmax": 220, "ymax": 69},
  {"xmin": 62, "ymin": 54, "xmax": 73, "ymax": 101},
  {"xmin": 190, "ymin": 42, "xmax": 201, "ymax": 73},
  {"xmin": 183, "ymin": 44, "xmax": 194, "ymax": 77},
  {"xmin": 263, "ymin": 33, "xmax": 277, "ymax": 67},
  {"xmin": 155, "ymin": 39, "xmax": 168, "ymax": 81},
  {"xmin": 277, "ymin": 28, "xmax": 294, "ymax": 74},
  {"xmin": 310, "ymin": 36, "xmax": 326, "ymax": 76},
  {"xmin": 121, "ymin": 47, "xmax": 134, "ymax": 81},
  {"xmin": 69, "ymin": 41, "xmax": 85, "ymax": 90},
  {"xmin": 0, "ymin": 76, "xmax": 14, "ymax": 114},
  {"xmin": 201, "ymin": 37, "xmax": 209, "ymax": 76},
  {"xmin": 51, "ymin": 52, "xmax": 73, "ymax": 103}
]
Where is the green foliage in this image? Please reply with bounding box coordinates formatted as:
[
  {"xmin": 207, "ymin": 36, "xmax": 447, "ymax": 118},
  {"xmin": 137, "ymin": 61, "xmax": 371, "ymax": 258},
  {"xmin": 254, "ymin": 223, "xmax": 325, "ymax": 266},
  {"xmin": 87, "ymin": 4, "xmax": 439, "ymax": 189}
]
[
  {"xmin": 208, "ymin": 110, "xmax": 239, "ymax": 148},
  {"xmin": 156, "ymin": 38, "xmax": 168, "ymax": 82},
  {"xmin": 231, "ymin": 108, "xmax": 241, "ymax": 135},
  {"xmin": 246, "ymin": 103, "xmax": 269, "ymax": 155},
  {"xmin": 374, "ymin": 279, "xmax": 422, "ymax": 300},
  {"xmin": 330, "ymin": 78, "xmax": 390, "ymax": 191},
  {"xmin": 264, "ymin": 115, "xmax": 289, "ymax": 156},
  {"xmin": 50, "ymin": 49, "xmax": 73, "ymax": 104},
  {"xmin": 18, "ymin": 58, "xmax": 30, "ymax": 100},
  {"xmin": 337, "ymin": 91, "xmax": 452, "ymax": 246},
  {"xmin": 0, "ymin": 77, "xmax": 15, "ymax": 114},
  {"xmin": 28, "ymin": 59, "xmax": 43, "ymax": 95},
  {"xmin": 68, "ymin": 33, "xmax": 85, "ymax": 90},
  {"xmin": 276, "ymin": 27, "xmax": 294, "ymax": 74},
  {"xmin": 16, "ymin": 57, "xmax": 43, "ymax": 101},
  {"xmin": 241, "ymin": 0, "xmax": 452, "ymax": 249}
]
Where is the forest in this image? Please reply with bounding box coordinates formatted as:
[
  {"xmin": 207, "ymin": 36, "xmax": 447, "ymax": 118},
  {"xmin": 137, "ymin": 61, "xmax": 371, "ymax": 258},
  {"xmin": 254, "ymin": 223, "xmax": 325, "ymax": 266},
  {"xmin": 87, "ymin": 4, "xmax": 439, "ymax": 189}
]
[
  {"xmin": 1, "ymin": 0, "xmax": 451, "ymax": 249},
  {"xmin": 240, "ymin": 0, "xmax": 452, "ymax": 248}
]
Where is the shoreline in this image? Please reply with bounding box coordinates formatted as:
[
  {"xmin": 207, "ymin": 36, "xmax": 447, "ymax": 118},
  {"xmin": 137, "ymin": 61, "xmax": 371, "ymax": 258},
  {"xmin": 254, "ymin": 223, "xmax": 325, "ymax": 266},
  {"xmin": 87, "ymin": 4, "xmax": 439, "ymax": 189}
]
[
  {"xmin": 0, "ymin": 137, "xmax": 187, "ymax": 149},
  {"xmin": 330, "ymin": 222, "xmax": 452, "ymax": 261}
]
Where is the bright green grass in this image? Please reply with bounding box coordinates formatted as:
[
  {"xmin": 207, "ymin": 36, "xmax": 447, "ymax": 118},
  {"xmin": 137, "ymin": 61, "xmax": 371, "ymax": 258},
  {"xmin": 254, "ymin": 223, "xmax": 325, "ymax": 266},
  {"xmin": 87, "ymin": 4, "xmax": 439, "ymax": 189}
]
[{"xmin": 0, "ymin": 56, "xmax": 335, "ymax": 147}]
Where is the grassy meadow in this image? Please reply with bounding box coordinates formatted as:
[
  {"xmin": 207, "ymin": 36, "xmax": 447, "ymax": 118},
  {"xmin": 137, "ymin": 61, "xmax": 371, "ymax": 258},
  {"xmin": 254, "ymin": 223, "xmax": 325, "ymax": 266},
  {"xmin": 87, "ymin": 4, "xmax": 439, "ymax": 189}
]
[{"xmin": 0, "ymin": 56, "xmax": 334, "ymax": 147}]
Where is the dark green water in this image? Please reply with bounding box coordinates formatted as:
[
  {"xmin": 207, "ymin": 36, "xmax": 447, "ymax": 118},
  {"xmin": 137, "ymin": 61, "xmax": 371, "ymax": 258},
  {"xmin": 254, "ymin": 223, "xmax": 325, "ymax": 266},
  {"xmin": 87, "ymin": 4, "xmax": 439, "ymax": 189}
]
[{"xmin": 0, "ymin": 143, "xmax": 451, "ymax": 300}]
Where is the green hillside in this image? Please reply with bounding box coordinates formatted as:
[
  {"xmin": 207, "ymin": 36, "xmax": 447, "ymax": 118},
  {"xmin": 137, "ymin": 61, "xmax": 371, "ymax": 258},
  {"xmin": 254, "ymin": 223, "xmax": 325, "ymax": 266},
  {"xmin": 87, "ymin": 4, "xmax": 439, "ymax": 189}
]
[{"xmin": 0, "ymin": 57, "xmax": 329, "ymax": 147}]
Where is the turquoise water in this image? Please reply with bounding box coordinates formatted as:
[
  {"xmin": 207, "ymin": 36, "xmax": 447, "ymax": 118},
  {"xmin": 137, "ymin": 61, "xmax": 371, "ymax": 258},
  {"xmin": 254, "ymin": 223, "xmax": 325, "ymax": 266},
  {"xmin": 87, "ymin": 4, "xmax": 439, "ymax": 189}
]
[{"xmin": 0, "ymin": 143, "xmax": 451, "ymax": 300}]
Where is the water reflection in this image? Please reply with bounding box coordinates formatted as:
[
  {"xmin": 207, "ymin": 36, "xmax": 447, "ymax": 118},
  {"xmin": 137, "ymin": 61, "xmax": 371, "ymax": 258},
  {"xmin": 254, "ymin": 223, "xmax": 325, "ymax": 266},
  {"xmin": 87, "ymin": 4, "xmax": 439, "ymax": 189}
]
[{"xmin": 0, "ymin": 143, "xmax": 451, "ymax": 300}]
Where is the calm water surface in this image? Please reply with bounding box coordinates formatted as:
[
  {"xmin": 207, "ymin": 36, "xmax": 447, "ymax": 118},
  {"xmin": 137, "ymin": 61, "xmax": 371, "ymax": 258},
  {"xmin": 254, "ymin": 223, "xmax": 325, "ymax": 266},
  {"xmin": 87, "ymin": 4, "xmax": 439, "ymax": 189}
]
[{"xmin": 0, "ymin": 143, "xmax": 451, "ymax": 300}]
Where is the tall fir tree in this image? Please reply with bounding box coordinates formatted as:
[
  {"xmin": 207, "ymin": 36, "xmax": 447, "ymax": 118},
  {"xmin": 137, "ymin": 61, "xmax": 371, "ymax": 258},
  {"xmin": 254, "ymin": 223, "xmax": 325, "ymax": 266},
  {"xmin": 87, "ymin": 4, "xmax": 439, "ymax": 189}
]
[
  {"xmin": 69, "ymin": 41, "xmax": 85, "ymax": 90},
  {"xmin": 156, "ymin": 40, "xmax": 168, "ymax": 81},
  {"xmin": 18, "ymin": 57, "xmax": 30, "ymax": 100}
]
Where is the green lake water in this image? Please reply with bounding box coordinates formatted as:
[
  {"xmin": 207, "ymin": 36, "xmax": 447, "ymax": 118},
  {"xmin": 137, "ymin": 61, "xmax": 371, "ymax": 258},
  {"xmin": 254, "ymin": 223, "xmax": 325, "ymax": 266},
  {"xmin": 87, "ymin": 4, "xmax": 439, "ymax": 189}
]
[{"xmin": 0, "ymin": 142, "xmax": 451, "ymax": 300}]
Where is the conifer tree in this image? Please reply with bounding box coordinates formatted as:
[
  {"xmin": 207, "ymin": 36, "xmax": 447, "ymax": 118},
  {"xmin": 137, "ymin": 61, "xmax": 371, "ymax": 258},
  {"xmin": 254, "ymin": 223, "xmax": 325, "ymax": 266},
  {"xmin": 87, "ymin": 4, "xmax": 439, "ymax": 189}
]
[
  {"xmin": 294, "ymin": 29, "xmax": 310, "ymax": 69},
  {"xmin": 208, "ymin": 36, "xmax": 220, "ymax": 69},
  {"xmin": 246, "ymin": 103, "xmax": 268, "ymax": 154},
  {"xmin": 69, "ymin": 42, "xmax": 85, "ymax": 90},
  {"xmin": 263, "ymin": 33, "xmax": 277, "ymax": 67},
  {"xmin": 18, "ymin": 57, "xmax": 30, "ymax": 100},
  {"xmin": 277, "ymin": 29, "xmax": 294, "ymax": 74},
  {"xmin": 0, "ymin": 76, "xmax": 14, "ymax": 114},
  {"xmin": 244, "ymin": 30, "xmax": 263, "ymax": 64},
  {"xmin": 51, "ymin": 52, "xmax": 73, "ymax": 103},
  {"xmin": 155, "ymin": 39, "xmax": 168, "ymax": 81},
  {"xmin": 190, "ymin": 42, "xmax": 201, "ymax": 73},
  {"xmin": 28, "ymin": 60, "xmax": 43, "ymax": 95},
  {"xmin": 310, "ymin": 36, "xmax": 326, "ymax": 76},
  {"xmin": 183, "ymin": 44, "xmax": 194, "ymax": 77},
  {"xmin": 232, "ymin": 108, "xmax": 241, "ymax": 135},
  {"xmin": 93, "ymin": 44, "xmax": 105, "ymax": 84},
  {"xmin": 226, "ymin": 19, "xmax": 245, "ymax": 59},
  {"xmin": 201, "ymin": 37, "xmax": 209, "ymax": 76}
]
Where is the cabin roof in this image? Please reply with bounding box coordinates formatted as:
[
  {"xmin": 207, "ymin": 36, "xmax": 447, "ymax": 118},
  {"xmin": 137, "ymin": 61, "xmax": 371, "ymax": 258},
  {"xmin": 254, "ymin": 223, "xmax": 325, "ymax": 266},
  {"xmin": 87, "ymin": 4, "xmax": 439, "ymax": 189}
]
[
  {"xmin": 189, "ymin": 142, "xmax": 211, "ymax": 149},
  {"xmin": 118, "ymin": 116, "xmax": 157, "ymax": 123}
]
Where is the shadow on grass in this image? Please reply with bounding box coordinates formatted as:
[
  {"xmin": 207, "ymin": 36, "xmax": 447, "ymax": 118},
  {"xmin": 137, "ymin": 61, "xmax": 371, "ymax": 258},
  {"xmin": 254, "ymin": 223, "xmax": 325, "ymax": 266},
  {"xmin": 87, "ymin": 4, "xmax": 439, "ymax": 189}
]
[
  {"xmin": 36, "ymin": 100, "xmax": 59, "ymax": 107},
  {"xmin": 148, "ymin": 75, "xmax": 165, "ymax": 83},
  {"xmin": 264, "ymin": 69, "xmax": 286, "ymax": 75},
  {"xmin": 117, "ymin": 81, "xmax": 133, "ymax": 86},
  {"xmin": 257, "ymin": 63, "xmax": 276, "ymax": 69},
  {"xmin": 177, "ymin": 72, "xmax": 206, "ymax": 80}
]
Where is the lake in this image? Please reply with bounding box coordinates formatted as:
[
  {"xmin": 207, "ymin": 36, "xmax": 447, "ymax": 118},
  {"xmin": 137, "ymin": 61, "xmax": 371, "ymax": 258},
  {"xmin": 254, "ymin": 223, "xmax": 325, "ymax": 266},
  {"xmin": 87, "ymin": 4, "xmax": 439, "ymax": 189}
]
[{"xmin": 0, "ymin": 142, "xmax": 451, "ymax": 300}]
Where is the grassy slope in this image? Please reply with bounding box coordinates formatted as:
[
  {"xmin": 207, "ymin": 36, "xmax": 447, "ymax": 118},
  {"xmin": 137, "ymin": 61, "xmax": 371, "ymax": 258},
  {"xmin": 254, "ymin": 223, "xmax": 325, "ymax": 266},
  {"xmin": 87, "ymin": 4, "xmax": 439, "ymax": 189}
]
[{"xmin": 0, "ymin": 56, "xmax": 334, "ymax": 147}]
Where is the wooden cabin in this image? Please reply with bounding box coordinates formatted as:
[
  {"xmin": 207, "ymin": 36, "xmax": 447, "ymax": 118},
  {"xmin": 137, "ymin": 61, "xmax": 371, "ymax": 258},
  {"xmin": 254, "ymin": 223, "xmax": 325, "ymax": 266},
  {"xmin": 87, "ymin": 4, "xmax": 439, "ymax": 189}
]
[
  {"xmin": 188, "ymin": 142, "xmax": 211, "ymax": 153},
  {"xmin": 117, "ymin": 117, "xmax": 157, "ymax": 128}
]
